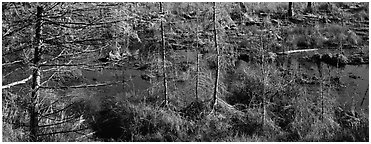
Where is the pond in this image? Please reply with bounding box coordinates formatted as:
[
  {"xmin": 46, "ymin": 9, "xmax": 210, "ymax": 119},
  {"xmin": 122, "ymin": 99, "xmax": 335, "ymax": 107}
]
[
  {"xmin": 74, "ymin": 49, "xmax": 368, "ymax": 114},
  {"xmin": 83, "ymin": 68, "xmax": 151, "ymax": 91},
  {"xmin": 278, "ymin": 49, "xmax": 369, "ymax": 114}
]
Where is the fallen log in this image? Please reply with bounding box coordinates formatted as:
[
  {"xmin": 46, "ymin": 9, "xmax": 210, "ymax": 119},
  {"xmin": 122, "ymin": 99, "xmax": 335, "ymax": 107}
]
[
  {"xmin": 276, "ymin": 49, "xmax": 318, "ymax": 55},
  {"xmin": 215, "ymin": 98, "xmax": 245, "ymax": 117}
]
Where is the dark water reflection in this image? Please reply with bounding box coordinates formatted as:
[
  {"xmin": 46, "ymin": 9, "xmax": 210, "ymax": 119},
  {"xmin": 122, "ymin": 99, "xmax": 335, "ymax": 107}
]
[
  {"xmin": 278, "ymin": 50, "xmax": 369, "ymax": 114},
  {"xmin": 74, "ymin": 49, "xmax": 368, "ymax": 115},
  {"xmin": 77, "ymin": 68, "xmax": 151, "ymax": 107}
]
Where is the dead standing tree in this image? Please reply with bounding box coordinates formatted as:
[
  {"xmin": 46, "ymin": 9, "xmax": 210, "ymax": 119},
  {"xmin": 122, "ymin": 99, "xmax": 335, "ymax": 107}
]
[
  {"xmin": 2, "ymin": 3, "xmax": 130, "ymax": 141},
  {"xmin": 288, "ymin": 2, "xmax": 294, "ymax": 17},
  {"xmin": 211, "ymin": 2, "xmax": 220, "ymax": 112},
  {"xmin": 159, "ymin": 2, "xmax": 168, "ymax": 107},
  {"xmin": 195, "ymin": 13, "xmax": 200, "ymax": 100},
  {"xmin": 288, "ymin": 2, "xmax": 314, "ymax": 17},
  {"xmin": 29, "ymin": 6, "xmax": 43, "ymax": 142}
]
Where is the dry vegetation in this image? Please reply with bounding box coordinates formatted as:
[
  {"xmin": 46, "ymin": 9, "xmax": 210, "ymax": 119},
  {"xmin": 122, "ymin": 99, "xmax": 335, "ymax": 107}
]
[{"xmin": 2, "ymin": 2, "xmax": 369, "ymax": 142}]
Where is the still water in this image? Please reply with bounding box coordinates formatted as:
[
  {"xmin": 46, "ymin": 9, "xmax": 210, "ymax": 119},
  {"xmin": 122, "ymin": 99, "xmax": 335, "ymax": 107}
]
[
  {"xmin": 74, "ymin": 49, "xmax": 368, "ymax": 114},
  {"xmin": 279, "ymin": 50, "xmax": 368, "ymax": 113}
]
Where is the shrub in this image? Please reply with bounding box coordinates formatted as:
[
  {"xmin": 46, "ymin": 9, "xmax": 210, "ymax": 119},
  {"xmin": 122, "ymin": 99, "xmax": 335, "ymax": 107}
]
[{"xmin": 86, "ymin": 97, "xmax": 135, "ymax": 141}]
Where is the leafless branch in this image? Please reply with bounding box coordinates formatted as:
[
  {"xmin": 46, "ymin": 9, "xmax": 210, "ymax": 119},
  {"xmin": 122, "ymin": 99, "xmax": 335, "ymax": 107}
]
[
  {"xmin": 39, "ymin": 116, "xmax": 80, "ymax": 128},
  {"xmin": 40, "ymin": 72, "xmax": 58, "ymax": 86},
  {"xmin": 38, "ymin": 99, "xmax": 61, "ymax": 113},
  {"xmin": 2, "ymin": 60, "xmax": 24, "ymax": 67},
  {"xmin": 3, "ymin": 21, "xmax": 34, "ymax": 38},
  {"xmin": 43, "ymin": 2, "xmax": 61, "ymax": 13},
  {"xmin": 2, "ymin": 43, "xmax": 33, "ymax": 56},
  {"xmin": 56, "ymin": 47, "xmax": 102, "ymax": 58},
  {"xmin": 41, "ymin": 102, "xmax": 76, "ymax": 118},
  {"xmin": 40, "ymin": 81, "xmax": 122, "ymax": 89},
  {"xmin": 39, "ymin": 62, "xmax": 110, "ymax": 67},
  {"xmin": 43, "ymin": 18, "xmax": 122, "ymax": 29},
  {"xmin": 2, "ymin": 75, "xmax": 33, "ymax": 89}
]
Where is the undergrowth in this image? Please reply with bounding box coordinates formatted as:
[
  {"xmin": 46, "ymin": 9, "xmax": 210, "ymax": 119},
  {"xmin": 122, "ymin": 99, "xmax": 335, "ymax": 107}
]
[{"xmin": 73, "ymin": 63, "xmax": 368, "ymax": 142}]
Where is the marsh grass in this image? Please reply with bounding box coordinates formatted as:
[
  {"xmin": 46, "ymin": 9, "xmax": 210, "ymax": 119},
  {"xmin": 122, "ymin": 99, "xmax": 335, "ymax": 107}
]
[
  {"xmin": 3, "ymin": 2, "xmax": 368, "ymax": 142},
  {"xmin": 71, "ymin": 58, "xmax": 368, "ymax": 142}
]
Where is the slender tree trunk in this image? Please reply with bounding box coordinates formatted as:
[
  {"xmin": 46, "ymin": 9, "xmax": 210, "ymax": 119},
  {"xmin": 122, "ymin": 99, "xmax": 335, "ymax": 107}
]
[
  {"xmin": 211, "ymin": 2, "xmax": 219, "ymax": 111},
  {"xmin": 288, "ymin": 2, "xmax": 294, "ymax": 17},
  {"xmin": 196, "ymin": 54, "xmax": 200, "ymax": 100},
  {"xmin": 160, "ymin": 2, "xmax": 168, "ymax": 107},
  {"xmin": 195, "ymin": 16, "xmax": 199, "ymax": 100},
  {"xmin": 30, "ymin": 6, "xmax": 43, "ymax": 142},
  {"xmin": 320, "ymin": 69, "xmax": 324, "ymax": 121},
  {"xmin": 260, "ymin": 30, "xmax": 266, "ymax": 128}
]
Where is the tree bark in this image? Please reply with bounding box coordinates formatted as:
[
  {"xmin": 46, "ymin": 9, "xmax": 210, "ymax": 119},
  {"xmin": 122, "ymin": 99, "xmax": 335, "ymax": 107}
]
[
  {"xmin": 288, "ymin": 2, "xmax": 294, "ymax": 17},
  {"xmin": 259, "ymin": 30, "xmax": 266, "ymax": 129},
  {"xmin": 160, "ymin": 2, "xmax": 168, "ymax": 107},
  {"xmin": 2, "ymin": 75, "xmax": 33, "ymax": 89},
  {"xmin": 30, "ymin": 6, "xmax": 43, "ymax": 142},
  {"xmin": 211, "ymin": 2, "xmax": 219, "ymax": 111},
  {"xmin": 195, "ymin": 16, "xmax": 199, "ymax": 100}
]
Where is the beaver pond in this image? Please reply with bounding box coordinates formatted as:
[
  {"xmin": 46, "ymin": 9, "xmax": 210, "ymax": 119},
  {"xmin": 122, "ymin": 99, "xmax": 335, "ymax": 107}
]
[{"xmin": 78, "ymin": 48, "xmax": 368, "ymax": 115}]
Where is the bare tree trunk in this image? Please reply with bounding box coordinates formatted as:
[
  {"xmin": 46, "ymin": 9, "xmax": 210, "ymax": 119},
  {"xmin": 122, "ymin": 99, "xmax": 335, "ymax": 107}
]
[
  {"xmin": 320, "ymin": 67, "xmax": 324, "ymax": 121},
  {"xmin": 195, "ymin": 16, "xmax": 199, "ymax": 100},
  {"xmin": 211, "ymin": 2, "xmax": 219, "ymax": 111},
  {"xmin": 196, "ymin": 54, "xmax": 200, "ymax": 100},
  {"xmin": 288, "ymin": 2, "xmax": 294, "ymax": 17},
  {"xmin": 30, "ymin": 6, "xmax": 43, "ymax": 142},
  {"xmin": 159, "ymin": 2, "xmax": 168, "ymax": 107},
  {"xmin": 260, "ymin": 30, "xmax": 266, "ymax": 129}
]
